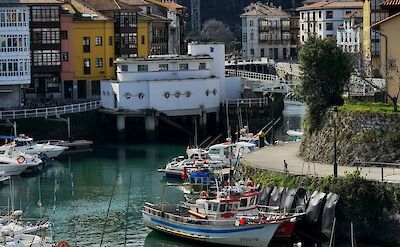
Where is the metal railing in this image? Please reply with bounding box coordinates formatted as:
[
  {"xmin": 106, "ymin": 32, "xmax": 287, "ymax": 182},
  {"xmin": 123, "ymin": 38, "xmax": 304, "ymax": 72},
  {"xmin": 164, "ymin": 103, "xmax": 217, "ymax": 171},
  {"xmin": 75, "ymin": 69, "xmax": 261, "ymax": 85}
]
[
  {"xmin": 222, "ymin": 98, "xmax": 269, "ymax": 108},
  {"xmin": 0, "ymin": 100, "xmax": 101, "ymax": 120},
  {"xmin": 352, "ymin": 161, "xmax": 400, "ymax": 182},
  {"xmin": 225, "ymin": 69, "xmax": 279, "ymax": 82}
]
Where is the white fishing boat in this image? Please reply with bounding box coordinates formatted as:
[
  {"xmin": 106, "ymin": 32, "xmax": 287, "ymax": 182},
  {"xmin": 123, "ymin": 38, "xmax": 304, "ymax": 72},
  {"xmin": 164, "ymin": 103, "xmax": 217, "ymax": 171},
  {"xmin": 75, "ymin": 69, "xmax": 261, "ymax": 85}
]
[
  {"xmin": 143, "ymin": 197, "xmax": 280, "ymax": 247},
  {"xmin": 0, "ymin": 144, "xmax": 44, "ymax": 174},
  {"xmin": 13, "ymin": 135, "xmax": 68, "ymax": 158},
  {"xmin": 0, "ymin": 220, "xmax": 51, "ymax": 236}
]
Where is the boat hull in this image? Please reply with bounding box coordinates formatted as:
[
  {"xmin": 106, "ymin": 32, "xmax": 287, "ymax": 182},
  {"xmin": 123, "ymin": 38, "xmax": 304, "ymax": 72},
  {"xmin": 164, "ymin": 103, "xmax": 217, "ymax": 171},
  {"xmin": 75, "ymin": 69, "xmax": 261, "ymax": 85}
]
[
  {"xmin": 143, "ymin": 212, "xmax": 278, "ymax": 247},
  {"xmin": 0, "ymin": 164, "xmax": 30, "ymax": 176}
]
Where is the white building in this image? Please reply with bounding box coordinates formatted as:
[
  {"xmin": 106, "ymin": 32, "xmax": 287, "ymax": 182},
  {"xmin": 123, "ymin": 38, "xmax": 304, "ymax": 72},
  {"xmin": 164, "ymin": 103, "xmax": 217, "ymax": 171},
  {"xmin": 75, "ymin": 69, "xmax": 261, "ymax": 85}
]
[
  {"xmin": 298, "ymin": 1, "xmax": 363, "ymax": 43},
  {"xmin": 336, "ymin": 11, "xmax": 362, "ymax": 53},
  {"xmin": 241, "ymin": 2, "xmax": 297, "ymax": 60},
  {"xmin": 0, "ymin": 2, "xmax": 30, "ymax": 109},
  {"xmin": 101, "ymin": 43, "xmax": 241, "ymax": 117}
]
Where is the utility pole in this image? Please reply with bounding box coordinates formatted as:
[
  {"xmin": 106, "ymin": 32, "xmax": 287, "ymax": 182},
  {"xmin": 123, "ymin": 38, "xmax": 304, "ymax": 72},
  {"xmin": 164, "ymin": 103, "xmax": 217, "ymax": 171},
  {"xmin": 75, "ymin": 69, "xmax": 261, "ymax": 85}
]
[{"xmin": 191, "ymin": 0, "xmax": 201, "ymax": 35}]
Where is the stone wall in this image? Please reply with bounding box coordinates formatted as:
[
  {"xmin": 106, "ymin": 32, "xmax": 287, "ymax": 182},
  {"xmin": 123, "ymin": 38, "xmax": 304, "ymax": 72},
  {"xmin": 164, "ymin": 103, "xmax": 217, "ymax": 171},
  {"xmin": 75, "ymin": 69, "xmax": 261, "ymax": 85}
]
[{"xmin": 300, "ymin": 110, "xmax": 400, "ymax": 166}]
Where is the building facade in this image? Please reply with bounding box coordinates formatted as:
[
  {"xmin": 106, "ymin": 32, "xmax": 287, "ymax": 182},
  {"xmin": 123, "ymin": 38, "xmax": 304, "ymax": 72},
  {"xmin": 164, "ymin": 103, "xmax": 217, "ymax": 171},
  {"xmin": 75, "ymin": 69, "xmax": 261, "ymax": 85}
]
[
  {"xmin": 241, "ymin": 2, "xmax": 298, "ymax": 60},
  {"xmin": 337, "ymin": 11, "xmax": 363, "ymax": 53},
  {"xmin": 298, "ymin": 1, "xmax": 363, "ymax": 43},
  {"xmin": 0, "ymin": 2, "xmax": 30, "ymax": 109},
  {"xmin": 101, "ymin": 43, "xmax": 240, "ymax": 116},
  {"xmin": 21, "ymin": 0, "xmax": 63, "ymax": 105},
  {"xmin": 60, "ymin": 0, "xmax": 115, "ymax": 101}
]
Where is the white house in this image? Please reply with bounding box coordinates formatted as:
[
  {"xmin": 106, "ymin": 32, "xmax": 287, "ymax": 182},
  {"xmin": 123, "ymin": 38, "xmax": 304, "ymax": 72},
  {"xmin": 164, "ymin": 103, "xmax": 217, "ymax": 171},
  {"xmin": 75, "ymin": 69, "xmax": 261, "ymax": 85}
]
[
  {"xmin": 298, "ymin": 1, "xmax": 363, "ymax": 43},
  {"xmin": 0, "ymin": 2, "xmax": 30, "ymax": 109},
  {"xmin": 101, "ymin": 43, "xmax": 241, "ymax": 117},
  {"xmin": 336, "ymin": 11, "xmax": 362, "ymax": 53},
  {"xmin": 241, "ymin": 2, "xmax": 297, "ymax": 60}
]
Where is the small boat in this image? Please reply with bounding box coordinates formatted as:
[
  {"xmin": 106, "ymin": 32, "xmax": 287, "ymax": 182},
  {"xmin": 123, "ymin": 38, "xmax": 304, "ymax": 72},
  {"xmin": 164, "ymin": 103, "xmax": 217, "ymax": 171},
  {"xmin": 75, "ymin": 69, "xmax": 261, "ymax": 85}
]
[
  {"xmin": 13, "ymin": 135, "xmax": 68, "ymax": 158},
  {"xmin": 286, "ymin": 130, "xmax": 304, "ymax": 138},
  {"xmin": 0, "ymin": 145, "xmax": 43, "ymax": 176},
  {"xmin": 1, "ymin": 234, "xmax": 53, "ymax": 247}
]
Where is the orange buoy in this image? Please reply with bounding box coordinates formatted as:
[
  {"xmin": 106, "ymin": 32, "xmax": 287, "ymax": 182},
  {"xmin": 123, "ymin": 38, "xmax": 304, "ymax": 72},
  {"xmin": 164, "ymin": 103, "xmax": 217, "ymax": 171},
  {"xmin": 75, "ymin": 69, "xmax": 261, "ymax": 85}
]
[
  {"xmin": 56, "ymin": 241, "xmax": 71, "ymax": 247},
  {"xmin": 239, "ymin": 217, "xmax": 246, "ymax": 225}
]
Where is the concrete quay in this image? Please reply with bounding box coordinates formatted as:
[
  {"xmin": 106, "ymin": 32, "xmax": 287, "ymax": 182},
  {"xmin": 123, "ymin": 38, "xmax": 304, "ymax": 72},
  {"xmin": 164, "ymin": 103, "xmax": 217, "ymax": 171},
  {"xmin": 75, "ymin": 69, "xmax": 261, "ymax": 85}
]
[{"xmin": 240, "ymin": 141, "xmax": 400, "ymax": 184}]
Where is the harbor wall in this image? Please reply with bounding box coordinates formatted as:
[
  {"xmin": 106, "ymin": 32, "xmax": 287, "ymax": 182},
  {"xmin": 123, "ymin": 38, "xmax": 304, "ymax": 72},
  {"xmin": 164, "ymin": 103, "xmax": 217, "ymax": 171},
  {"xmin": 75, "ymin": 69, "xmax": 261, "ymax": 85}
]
[
  {"xmin": 299, "ymin": 110, "xmax": 400, "ymax": 166},
  {"xmin": 239, "ymin": 164, "xmax": 400, "ymax": 246}
]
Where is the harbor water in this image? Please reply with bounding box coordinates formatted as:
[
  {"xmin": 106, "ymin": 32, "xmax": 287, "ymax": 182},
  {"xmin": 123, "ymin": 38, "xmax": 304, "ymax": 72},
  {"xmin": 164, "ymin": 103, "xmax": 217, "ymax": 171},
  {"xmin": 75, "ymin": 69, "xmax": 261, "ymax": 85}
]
[{"xmin": 0, "ymin": 102, "xmax": 382, "ymax": 246}]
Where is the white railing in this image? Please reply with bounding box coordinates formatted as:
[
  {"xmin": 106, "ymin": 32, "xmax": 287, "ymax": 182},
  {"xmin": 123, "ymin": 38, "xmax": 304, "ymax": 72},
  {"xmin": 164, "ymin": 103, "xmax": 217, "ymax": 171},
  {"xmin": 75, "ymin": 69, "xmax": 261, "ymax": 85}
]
[
  {"xmin": 0, "ymin": 100, "xmax": 101, "ymax": 120},
  {"xmin": 225, "ymin": 69, "xmax": 279, "ymax": 82},
  {"xmin": 222, "ymin": 98, "xmax": 269, "ymax": 108}
]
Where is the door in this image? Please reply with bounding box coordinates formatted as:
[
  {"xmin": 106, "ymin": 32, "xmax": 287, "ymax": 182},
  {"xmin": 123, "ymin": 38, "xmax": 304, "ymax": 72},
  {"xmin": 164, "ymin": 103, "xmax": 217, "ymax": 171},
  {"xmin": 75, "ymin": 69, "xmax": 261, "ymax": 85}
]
[
  {"xmin": 64, "ymin": 80, "xmax": 73, "ymax": 99},
  {"xmin": 274, "ymin": 48, "xmax": 278, "ymax": 60},
  {"xmin": 77, "ymin": 80, "xmax": 87, "ymax": 99},
  {"xmin": 260, "ymin": 48, "xmax": 265, "ymax": 57}
]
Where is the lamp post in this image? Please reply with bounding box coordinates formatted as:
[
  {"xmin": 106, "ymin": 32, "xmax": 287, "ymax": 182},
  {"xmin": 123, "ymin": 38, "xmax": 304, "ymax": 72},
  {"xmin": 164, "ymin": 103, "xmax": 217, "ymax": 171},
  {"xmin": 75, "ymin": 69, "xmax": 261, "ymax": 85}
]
[
  {"xmin": 332, "ymin": 106, "xmax": 338, "ymax": 177},
  {"xmin": 270, "ymin": 94, "xmax": 275, "ymax": 145}
]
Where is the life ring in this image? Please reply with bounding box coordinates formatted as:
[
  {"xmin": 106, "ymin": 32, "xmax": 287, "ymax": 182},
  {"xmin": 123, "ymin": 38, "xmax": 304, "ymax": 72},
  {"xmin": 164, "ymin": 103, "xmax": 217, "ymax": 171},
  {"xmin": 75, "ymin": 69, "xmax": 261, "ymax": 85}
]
[
  {"xmin": 199, "ymin": 190, "xmax": 208, "ymax": 198},
  {"xmin": 17, "ymin": 156, "xmax": 25, "ymax": 164},
  {"xmin": 56, "ymin": 241, "xmax": 71, "ymax": 247}
]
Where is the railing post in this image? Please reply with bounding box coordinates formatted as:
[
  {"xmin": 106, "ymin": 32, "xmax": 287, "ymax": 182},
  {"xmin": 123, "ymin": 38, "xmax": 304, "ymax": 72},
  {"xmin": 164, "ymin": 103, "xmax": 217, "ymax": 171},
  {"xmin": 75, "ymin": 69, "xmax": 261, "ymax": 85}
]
[
  {"xmin": 35, "ymin": 109, "xmax": 38, "ymax": 117},
  {"xmin": 13, "ymin": 111, "xmax": 15, "ymax": 119},
  {"xmin": 24, "ymin": 110, "xmax": 27, "ymax": 118},
  {"xmin": 78, "ymin": 104, "xmax": 81, "ymax": 112},
  {"xmin": 381, "ymin": 165, "xmax": 384, "ymax": 182}
]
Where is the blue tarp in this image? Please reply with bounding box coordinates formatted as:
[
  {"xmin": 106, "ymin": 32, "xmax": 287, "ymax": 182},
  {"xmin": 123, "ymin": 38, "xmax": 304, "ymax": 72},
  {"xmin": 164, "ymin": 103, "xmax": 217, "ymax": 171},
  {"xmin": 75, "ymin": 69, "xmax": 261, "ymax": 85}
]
[
  {"xmin": 189, "ymin": 172, "xmax": 210, "ymax": 178},
  {"xmin": 0, "ymin": 135, "xmax": 15, "ymax": 139}
]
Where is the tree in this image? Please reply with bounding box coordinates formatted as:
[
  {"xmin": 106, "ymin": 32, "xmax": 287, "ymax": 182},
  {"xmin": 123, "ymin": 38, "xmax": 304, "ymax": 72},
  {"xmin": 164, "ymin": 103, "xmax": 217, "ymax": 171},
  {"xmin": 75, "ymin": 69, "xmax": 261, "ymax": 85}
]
[
  {"xmin": 299, "ymin": 37, "xmax": 353, "ymax": 132},
  {"xmin": 200, "ymin": 19, "xmax": 234, "ymax": 52}
]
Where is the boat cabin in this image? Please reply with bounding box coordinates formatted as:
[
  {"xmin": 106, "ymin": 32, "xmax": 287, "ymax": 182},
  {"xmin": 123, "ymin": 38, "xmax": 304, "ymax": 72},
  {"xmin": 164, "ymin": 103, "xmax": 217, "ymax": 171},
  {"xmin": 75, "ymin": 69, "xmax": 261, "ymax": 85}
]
[
  {"xmin": 14, "ymin": 136, "xmax": 35, "ymax": 147},
  {"xmin": 188, "ymin": 198, "xmax": 240, "ymax": 219}
]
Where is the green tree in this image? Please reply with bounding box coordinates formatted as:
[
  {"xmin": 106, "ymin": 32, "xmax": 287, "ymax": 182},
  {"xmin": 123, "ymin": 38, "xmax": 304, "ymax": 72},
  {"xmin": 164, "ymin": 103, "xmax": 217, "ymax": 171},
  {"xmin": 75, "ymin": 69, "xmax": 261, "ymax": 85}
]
[
  {"xmin": 200, "ymin": 19, "xmax": 234, "ymax": 52},
  {"xmin": 299, "ymin": 37, "xmax": 353, "ymax": 132}
]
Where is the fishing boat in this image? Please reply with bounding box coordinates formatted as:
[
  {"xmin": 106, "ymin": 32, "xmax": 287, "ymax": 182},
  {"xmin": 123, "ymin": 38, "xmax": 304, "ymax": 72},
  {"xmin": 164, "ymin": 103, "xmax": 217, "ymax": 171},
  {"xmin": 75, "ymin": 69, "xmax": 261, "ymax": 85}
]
[{"xmin": 142, "ymin": 191, "xmax": 281, "ymax": 247}]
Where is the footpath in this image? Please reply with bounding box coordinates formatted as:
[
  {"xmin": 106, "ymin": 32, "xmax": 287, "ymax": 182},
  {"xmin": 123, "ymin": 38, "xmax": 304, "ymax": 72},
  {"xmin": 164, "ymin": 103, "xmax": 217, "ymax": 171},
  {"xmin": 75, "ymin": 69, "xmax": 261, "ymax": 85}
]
[{"xmin": 240, "ymin": 141, "xmax": 400, "ymax": 184}]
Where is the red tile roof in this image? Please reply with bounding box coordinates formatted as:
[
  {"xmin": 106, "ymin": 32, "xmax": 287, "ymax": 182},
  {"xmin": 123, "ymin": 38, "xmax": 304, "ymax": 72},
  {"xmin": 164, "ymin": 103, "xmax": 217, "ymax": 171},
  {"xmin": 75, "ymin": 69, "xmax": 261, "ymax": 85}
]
[
  {"xmin": 297, "ymin": 1, "xmax": 363, "ymax": 11},
  {"xmin": 83, "ymin": 0, "xmax": 139, "ymax": 11}
]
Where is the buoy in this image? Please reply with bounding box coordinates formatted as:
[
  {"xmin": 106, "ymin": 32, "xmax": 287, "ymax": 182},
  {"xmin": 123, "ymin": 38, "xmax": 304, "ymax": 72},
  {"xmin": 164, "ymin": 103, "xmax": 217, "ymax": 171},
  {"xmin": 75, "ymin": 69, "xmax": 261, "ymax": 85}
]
[
  {"xmin": 56, "ymin": 241, "xmax": 71, "ymax": 247},
  {"xmin": 239, "ymin": 217, "xmax": 246, "ymax": 225}
]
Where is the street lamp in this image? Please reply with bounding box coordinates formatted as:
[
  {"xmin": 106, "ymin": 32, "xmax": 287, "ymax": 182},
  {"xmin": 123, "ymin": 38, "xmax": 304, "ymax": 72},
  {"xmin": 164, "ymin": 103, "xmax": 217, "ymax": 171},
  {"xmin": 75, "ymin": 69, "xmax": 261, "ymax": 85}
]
[
  {"xmin": 270, "ymin": 94, "xmax": 275, "ymax": 145},
  {"xmin": 332, "ymin": 106, "xmax": 338, "ymax": 177}
]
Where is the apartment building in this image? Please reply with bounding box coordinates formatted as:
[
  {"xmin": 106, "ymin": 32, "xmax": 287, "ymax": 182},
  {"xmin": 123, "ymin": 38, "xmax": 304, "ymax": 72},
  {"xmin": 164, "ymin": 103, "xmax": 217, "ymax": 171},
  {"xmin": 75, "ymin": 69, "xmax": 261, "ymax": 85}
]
[
  {"xmin": 0, "ymin": 1, "xmax": 30, "ymax": 109},
  {"xmin": 298, "ymin": 1, "xmax": 363, "ymax": 43},
  {"xmin": 337, "ymin": 11, "xmax": 363, "ymax": 53}
]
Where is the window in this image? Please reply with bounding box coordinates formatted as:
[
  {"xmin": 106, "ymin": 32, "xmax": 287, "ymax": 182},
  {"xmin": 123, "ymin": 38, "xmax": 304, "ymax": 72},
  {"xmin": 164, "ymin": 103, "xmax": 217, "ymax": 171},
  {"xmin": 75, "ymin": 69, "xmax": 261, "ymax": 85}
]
[
  {"xmin": 301, "ymin": 12, "xmax": 304, "ymax": 20},
  {"xmin": 95, "ymin": 58, "xmax": 103, "ymax": 67},
  {"xmin": 249, "ymin": 20, "xmax": 254, "ymax": 26},
  {"xmin": 83, "ymin": 37, "xmax": 90, "ymax": 53},
  {"xmin": 326, "ymin": 23, "xmax": 333, "ymax": 31},
  {"xmin": 60, "ymin": 31, "xmax": 68, "ymax": 40},
  {"xmin": 199, "ymin": 63, "xmax": 206, "ymax": 70},
  {"xmin": 301, "ymin": 24, "xmax": 304, "ymax": 30},
  {"xmin": 108, "ymin": 36, "xmax": 112, "ymax": 46},
  {"xmin": 319, "ymin": 23, "xmax": 322, "ymax": 30},
  {"xmin": 159, "ymin": 64, "xmax": 168, "ymax": 71},
  {"xmin": 319, "ymin": 11, "xmax": 322, "ymax": 18},
  {"xmin": 250, "ymin": 49, "xmax": 254, "ymax": 56},
  {"xmin": 179, "ymin": 63, "xmax": 188, "ymax": 70},
  {"xmin": 95, "ymin": 36, "xmax": 102, "ymax": 46},
  {"xmin": 345, "ymin": 11, "xmax": 352, "ymax": 15},
  {"xmin": 138, "ymin": 64, "xmax": 148, "ymax": 71},
  {"xmin": 32, "ymin": 28, "xmax": 60, "ymax": 44},
  {"xmin": 31, "ymin": 6, "xmax": 59, "ymax": 22},
  {"xmin": 83, "ymin": 58, "xmax": 90, "ymax": 74},
  {"xmin": 301, "ymin": 35, "xmax": 305, "ymax": 42},
  {"xmin": 116, "ymin": 12, "xmax": 137, "ymax": 28},
  {"xmin": 109, "ymin": 57, "xmax": 113, "ymax": 67},
  {"xmin": 121, "ymin": 65, "xmax": 128, "ymax": 71},
  {"xmin": 33, "ymin": 50, "xmax": 60, "ymax": 66},
  {"xmin": 326, "ymin": 11, "xmax": 333, "ymax": 19},
  {"xmin": 61, "ymin": 52, "xmax": 68, "ymax": 61},
  {"xmin": 141, "ymin": 35, "xmax": 145, "ymax": 44}
]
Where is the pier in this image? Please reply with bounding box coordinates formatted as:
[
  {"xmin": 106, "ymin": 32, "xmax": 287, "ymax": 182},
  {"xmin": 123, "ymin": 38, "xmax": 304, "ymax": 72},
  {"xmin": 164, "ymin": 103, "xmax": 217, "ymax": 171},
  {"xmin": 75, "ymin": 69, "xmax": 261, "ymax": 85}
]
[{"xmin": 241, "ymin": 141, "xmax": 400, "ymax": 184}]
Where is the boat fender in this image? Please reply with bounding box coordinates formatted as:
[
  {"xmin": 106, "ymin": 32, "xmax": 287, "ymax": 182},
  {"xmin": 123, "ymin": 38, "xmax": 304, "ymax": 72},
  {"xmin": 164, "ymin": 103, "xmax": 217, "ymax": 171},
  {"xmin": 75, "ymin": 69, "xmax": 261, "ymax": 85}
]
[
  {"xmin": 17, "ymin": 156, "xmax": 26, "ymax": 164},
  {"xmin": 56, "ymin": 241, "xmax": 71, "ymax": 247},
  {"xmin": 200, "ymin": 190, "xmax": 208, "ymax": 198},
  {"xmin": 239, "ymin": 217, "xmax": 246, "ymax": 225}
]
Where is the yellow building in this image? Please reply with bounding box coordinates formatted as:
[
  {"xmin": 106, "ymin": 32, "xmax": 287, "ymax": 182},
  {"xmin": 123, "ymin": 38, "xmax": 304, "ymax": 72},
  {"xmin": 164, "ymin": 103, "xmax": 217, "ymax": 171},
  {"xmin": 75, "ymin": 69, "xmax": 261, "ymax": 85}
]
[
  {"xmin": 138, "ymin": 14, "xmax": 151, "ymax": 57},
  {"xmin": 61, "ymin": 0, "xmax": 115, "ymax": 100},
  {"xmin": 362, "ymin": 0, "xmax": 389, "ymax": 76},
  {"xmin": 372, "ymin": 12, "xmax": 400, "ymax": 102}
]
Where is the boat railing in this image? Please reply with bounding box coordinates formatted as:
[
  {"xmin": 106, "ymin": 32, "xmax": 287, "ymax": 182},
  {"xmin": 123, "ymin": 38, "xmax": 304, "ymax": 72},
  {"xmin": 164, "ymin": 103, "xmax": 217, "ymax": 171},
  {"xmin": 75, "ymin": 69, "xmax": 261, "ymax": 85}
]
[{"xmin": 143, "ymin": 203, "xmax": 236, "ymax": 226}]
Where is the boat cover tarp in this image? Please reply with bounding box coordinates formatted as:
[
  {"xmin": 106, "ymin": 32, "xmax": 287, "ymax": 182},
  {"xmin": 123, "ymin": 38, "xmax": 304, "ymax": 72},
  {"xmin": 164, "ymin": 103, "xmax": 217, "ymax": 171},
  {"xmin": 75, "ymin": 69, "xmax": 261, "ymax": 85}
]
[
  {"xmin": 0, "ymin": 136, "xmax": 15, "ymax": 139},
  {"xmin": 258, "ymin": 187, "xmax": 271, "ymax": 205},
  {"xmin": 280, "ymin": 188, "xmax": 297, "ymax": 212},
  {"xmin": 268, "ymin": 187, "xmax": 284, "ymax": 207},
  {"xmin": 293, "ymin": 188, "xmax": 310, "ymax": 213},
  {"xmin": 305, "ymin": 191, "xmax": 326, "ymax": 223},
  {"xmin": 321, "ymin": 193, "xmax": 340, "ymax": 236}
]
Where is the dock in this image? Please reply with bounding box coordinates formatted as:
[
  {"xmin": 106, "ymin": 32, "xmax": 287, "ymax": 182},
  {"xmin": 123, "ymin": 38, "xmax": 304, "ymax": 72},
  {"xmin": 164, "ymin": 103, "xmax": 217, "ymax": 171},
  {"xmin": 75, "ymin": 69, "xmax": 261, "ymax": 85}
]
[
  {"xmin": 240, "ymin": 141, "xmax": 400, "ymax": 184},
  {"xmin": 38, "ymin": 139, "xmax": 93, "ymax": 150}
]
